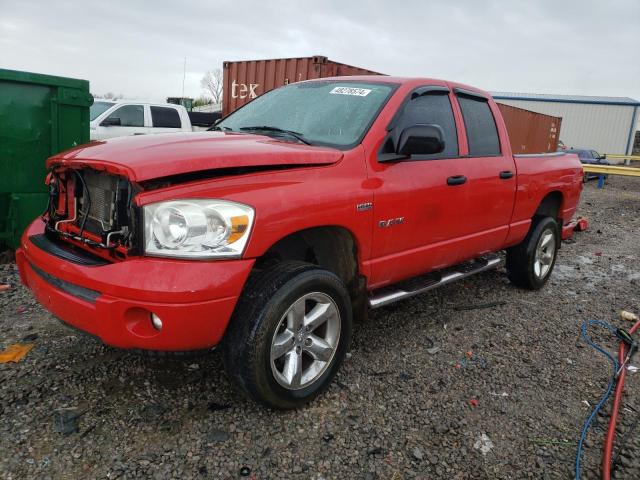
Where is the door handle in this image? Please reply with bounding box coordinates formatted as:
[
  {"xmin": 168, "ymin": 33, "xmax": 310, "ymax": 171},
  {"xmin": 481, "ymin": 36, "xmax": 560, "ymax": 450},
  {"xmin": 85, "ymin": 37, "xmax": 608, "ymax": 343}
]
[
  {"xmin": 447, "ymin": 175, "xmax": 467, "ymax": 186},
  {"xmin": 499, "ymin": 170, "xmax": 514, "ymax": 179}
]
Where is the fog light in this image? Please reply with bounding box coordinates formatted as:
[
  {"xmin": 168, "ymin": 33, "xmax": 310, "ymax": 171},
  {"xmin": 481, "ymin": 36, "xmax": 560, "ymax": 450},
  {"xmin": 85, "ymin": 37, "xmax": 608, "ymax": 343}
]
[{"xmin": 151, "ymin": 313, "xmax": 163, "ymax": 331}]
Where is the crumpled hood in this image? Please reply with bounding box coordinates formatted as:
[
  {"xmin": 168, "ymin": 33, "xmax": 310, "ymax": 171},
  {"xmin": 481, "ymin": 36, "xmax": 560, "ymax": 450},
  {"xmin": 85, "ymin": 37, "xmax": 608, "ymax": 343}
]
[{"xmin": 48, "ymin": 131, "xmax": 343, "ymax": 181}]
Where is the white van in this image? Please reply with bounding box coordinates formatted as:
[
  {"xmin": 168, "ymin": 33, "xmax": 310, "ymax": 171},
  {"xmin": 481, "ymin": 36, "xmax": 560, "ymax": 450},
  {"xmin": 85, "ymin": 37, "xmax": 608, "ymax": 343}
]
[{"xmin": 90, "ymin": 100, "xmax": 196, "ymax": 140}]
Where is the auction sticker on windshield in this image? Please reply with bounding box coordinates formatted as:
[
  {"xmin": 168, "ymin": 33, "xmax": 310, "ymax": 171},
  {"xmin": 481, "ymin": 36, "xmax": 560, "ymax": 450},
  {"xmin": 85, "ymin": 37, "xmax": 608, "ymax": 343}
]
[{"xmin": 330, "ymin": 86, "xmax": 372, "ymax": 96}]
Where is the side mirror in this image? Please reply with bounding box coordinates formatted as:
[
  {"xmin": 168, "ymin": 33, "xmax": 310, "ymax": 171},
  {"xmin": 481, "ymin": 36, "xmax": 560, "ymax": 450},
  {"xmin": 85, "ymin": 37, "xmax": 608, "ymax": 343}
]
[
  {"xmin": 600, "ymin": 154, "xmax": 607, "ymax": 160},
  {"xmin": 397, "ymin": 124, "xmax": 445, "ymax": 156},
  {"xmin": 101, "ymin": 117, "xmax": 121, "ymax": 127}
]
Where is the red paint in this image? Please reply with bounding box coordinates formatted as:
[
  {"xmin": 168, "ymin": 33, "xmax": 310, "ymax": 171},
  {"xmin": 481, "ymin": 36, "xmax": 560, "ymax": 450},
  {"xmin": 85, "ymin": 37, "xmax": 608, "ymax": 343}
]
[
  {"xmin": 18, "ymin": 76, "xmax": 583, "ymax": 351},
  {"xmin": 17, "ymin": 223, "xmax": 252, "ymax": 350},
  {"xmin": 469, "ymin": 399, "xmax": 479, "ymax": 407},
  {"xmin": 49, "ymin": 133, "xmax": 343, "ymax": 182},
  {"xmin": 576, "ymin": 218, "xmax": 589, "ymax": 232},
  {"xmin": 561, "ymin": 217, "xmax": 589, "ymax": 239}
]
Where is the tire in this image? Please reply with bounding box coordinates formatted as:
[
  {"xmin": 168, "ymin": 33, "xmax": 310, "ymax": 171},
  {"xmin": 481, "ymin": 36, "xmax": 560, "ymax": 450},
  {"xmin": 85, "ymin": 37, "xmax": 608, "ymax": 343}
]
[
  {"xmin": 506, "ymin": 216, "xmax": 559, "ymax": 290},
  {"xmin": 222, "ymin": 261, "xmax": 353, "ymax": 409}
]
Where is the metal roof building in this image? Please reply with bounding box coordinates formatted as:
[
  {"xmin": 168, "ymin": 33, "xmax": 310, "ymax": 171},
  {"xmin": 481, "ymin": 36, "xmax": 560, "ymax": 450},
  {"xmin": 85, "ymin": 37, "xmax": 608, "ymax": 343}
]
[{"xmin": 491, "ymin": 92, "xmax": 640, "ymax": 157}]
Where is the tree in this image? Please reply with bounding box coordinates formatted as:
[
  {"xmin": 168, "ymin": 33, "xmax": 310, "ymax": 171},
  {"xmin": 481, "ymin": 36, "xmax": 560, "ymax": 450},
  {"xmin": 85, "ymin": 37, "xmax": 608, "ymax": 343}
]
[
  {"xmin": 192, "ymin": 96, "xmax": 213, "ymax": 108},
  {"xmin": 93, "ymin": 92, "xmax": 124, "ymax": 100},
  {"xmin": 201, "ymin": 69, "xmax": 223, "ymax": 105}
]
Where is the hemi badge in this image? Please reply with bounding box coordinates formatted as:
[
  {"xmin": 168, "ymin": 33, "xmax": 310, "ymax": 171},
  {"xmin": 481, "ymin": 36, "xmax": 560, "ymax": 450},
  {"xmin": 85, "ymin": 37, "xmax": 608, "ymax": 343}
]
[
  {"xmin": 356, "ymin": 202, "xmax": 373, "ymax": 212},
  {"xmin": 379, "ymin": 217, "xmax": 405, "ymax": 228}
]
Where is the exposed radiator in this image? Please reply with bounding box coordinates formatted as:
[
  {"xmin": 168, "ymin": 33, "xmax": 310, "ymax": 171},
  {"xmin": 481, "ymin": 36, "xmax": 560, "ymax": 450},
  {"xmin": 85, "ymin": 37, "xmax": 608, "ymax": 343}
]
[{"xmin": 78, "ymin": 170, "xmax": 119, "ymax": 232}]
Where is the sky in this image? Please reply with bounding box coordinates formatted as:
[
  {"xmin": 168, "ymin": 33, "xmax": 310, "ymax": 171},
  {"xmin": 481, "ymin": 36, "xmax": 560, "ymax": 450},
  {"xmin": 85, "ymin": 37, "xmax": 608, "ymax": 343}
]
[{"xmin": 1, "ymin": 0, "xmax": 639, "ymax": 102}]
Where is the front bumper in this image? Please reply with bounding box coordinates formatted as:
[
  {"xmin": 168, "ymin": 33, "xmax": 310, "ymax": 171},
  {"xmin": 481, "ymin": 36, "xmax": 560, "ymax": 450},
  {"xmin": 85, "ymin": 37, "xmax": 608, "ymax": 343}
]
[{"xmin": 17, "ymin": 220, "xmax": 254, "ymax": 351}]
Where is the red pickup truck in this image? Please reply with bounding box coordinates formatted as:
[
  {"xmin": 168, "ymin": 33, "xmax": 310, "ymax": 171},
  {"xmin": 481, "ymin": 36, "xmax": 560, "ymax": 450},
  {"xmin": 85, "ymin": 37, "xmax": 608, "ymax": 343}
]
[{"xmin": 17, "ymin": 77, "xmax": 583, "ymax": 408}]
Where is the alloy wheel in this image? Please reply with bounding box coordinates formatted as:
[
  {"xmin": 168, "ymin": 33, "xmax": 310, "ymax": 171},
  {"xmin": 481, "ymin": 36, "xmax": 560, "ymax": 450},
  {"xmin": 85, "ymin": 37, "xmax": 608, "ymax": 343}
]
[{"xmin": 270, "ymin": 292, "xmax": 341, "ymax": 390}]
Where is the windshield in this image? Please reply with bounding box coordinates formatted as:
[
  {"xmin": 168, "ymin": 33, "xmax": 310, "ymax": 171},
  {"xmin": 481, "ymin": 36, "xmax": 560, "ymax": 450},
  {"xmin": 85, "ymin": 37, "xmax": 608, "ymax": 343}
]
[
  {"xmin": 90, "ymin": 101, "xmax": 116, "ymax": 121},
  {"xmin": 217, "ymin": 81, "xmax": 395, "ymax": 148}
]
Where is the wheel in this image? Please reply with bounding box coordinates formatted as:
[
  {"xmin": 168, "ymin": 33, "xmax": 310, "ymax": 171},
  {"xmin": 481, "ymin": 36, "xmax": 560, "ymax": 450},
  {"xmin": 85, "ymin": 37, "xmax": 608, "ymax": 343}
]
[
  {"xmin": 506, "ymin": 216, "xmax": 559, "ymax": 290},
  {"xmin": 222, "ymin": 261, "xmax": 353, "ymax": 409}
]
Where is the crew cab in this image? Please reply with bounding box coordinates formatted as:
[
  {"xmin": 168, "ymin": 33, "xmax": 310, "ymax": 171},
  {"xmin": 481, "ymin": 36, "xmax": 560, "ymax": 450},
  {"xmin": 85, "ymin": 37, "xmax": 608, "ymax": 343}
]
[
  {"xmin": 90, "ymin": 100, "xmax": 208, "ymax": 140},
  {"xmin": 17, "ymin": 77, "xmax": 584, "ymax": 408}
]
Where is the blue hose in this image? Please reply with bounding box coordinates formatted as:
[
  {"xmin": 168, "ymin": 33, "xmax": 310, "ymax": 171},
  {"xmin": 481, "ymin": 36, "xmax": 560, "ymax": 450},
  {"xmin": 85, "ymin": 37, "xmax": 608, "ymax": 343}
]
[{"xmin": 575, "ymin": 319, "xmax": 619, "ymax": 479}]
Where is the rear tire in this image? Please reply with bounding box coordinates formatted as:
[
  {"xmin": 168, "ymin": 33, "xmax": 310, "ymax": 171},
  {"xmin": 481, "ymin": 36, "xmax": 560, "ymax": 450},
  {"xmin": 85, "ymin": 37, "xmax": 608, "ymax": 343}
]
[
  {"xmin": 222, "ymin": 261, "xmax": 352, "ymax": 409},
  {"xmin": 506, "ymin": 217, "xmax": 559, "ymax": 290}
]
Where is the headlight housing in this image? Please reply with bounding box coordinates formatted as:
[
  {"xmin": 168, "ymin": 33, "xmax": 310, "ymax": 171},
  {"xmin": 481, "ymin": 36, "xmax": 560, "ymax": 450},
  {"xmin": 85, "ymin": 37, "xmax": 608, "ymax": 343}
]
[{"xmin": 143, "ymin": 199, "xmax": 254, "ymax": 259}]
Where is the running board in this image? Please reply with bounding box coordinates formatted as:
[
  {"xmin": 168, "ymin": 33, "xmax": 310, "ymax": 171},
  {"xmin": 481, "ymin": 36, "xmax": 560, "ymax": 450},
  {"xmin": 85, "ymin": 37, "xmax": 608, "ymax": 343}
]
[{"xmin": 368, "ymin": 255, "xmax": 503, "ymax": 308}]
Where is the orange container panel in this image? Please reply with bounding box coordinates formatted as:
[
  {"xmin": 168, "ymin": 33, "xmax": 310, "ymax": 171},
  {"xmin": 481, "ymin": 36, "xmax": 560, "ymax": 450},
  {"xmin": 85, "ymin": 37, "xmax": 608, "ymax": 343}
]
[
  {"xmin": 222, "ymin": 55, "xmax": 383, "ymax": 115},
  {"xmin": 497, "ymin": 103, "xmax": 562, "ymax": 154}
]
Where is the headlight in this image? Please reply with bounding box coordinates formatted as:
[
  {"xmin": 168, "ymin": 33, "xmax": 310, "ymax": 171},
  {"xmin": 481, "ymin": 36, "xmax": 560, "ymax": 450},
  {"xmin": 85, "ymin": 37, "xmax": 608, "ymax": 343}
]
[{"xmin": 143, "ymin": 199, "xmax": 254, "ymax": 259}]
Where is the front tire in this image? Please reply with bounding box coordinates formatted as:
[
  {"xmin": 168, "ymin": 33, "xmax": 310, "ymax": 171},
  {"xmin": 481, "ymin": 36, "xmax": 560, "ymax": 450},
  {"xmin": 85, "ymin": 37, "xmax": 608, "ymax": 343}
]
[
  {"xmin": 506, "ymin": 216, "xmax": 559, "ymax": 290},
  {"xmin": 222, "ymin": 261, "xmax": 352, "ymax": 409}
]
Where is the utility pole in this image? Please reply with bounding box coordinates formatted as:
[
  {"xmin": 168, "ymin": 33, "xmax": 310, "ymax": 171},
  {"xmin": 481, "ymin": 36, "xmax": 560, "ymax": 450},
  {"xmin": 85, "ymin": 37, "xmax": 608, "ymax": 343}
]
[{"xmin": 182, "ymin": 57, "xmax": 187, "ymax": 98}]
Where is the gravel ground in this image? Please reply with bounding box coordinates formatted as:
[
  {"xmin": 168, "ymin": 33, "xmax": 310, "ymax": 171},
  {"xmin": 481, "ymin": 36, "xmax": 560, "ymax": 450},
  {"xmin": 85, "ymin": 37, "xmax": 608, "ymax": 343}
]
[{"xmin": 1, "ymin": 176, "xmax": 639, "ymax": 479}]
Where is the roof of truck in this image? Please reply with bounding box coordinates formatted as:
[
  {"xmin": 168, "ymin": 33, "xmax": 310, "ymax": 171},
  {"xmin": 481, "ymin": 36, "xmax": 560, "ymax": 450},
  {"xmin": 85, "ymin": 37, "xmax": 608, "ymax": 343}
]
[
  {"xmin": 93, "ymin": 99, "xmax": 180, "ymax": 106},
  {"xmin": 307, "ymin": 75, "xmax": 492, "ymax": 97}
]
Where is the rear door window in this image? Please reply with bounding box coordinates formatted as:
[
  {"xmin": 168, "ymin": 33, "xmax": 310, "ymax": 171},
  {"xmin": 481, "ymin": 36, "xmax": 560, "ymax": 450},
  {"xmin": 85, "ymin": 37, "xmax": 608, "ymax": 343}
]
[
  {"xmin": 106, "ymin": 105, "xmax": 144, "ymax": 127},
  {"xmin": 387, "ymin": 90, "xmax": 459, "ymax": 158},
  {"xmin": 457, "ymin": 94, "xmax": 501, "ymax": 156},
  {"xmin": 151, "ymin": 107, "xmax": 182, "ymax": 128}
]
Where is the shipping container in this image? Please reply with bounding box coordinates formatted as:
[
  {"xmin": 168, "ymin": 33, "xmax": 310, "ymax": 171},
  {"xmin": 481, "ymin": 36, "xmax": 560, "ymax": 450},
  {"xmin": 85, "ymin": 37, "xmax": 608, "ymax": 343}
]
[
  {"xmin": 494, "ymin": 92, "xmax": 640, "ymax": 158},
  {"xmin": 0, "ymin": 68, "xmax": 93, "ymax": 248},
  {"xmin": 497, "ymin": 103, "xmax": 562, "ymax": 154},
  {"xmin": 222, "ymin": 55, "xmax": 382, "ymax": 115}
]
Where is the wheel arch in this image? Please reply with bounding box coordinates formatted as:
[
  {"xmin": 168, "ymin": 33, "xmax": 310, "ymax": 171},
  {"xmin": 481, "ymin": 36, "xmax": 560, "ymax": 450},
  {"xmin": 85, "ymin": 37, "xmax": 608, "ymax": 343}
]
[
  {"xmin": 254, "ymin": 226, "xmax": 360, "ymax": 288},
  {"xmin": 534, "ymin": 190, "xmax": 564, "ymax": 223},
  {"xmin": 252, "ymin": 226, "xmax": 367, "ymax": 319}
]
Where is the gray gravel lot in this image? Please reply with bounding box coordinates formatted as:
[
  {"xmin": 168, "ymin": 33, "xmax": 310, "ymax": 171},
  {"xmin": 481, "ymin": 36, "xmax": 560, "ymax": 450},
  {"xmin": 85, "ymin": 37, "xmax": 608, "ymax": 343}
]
[{"xmin": 1, "ymin": 176, "xmax": 639, "ymax": 479}]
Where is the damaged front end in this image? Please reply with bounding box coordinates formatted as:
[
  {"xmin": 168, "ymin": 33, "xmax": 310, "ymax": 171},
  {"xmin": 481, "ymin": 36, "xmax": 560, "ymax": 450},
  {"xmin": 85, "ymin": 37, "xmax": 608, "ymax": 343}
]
[
  {"xmin": 17, "ymin": 163, "xmax": 252, "ymax": 352},
  {"xmin": 42, "ymin": 167, "xmax": 141, "ymax": 261}
]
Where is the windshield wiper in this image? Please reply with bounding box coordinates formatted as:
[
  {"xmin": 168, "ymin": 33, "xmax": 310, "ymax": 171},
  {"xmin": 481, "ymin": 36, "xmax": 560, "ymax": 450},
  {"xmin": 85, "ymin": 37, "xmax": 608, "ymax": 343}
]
[{"xmin": 239, "ymin": 126, "xmax": 311, "ymax": 145}]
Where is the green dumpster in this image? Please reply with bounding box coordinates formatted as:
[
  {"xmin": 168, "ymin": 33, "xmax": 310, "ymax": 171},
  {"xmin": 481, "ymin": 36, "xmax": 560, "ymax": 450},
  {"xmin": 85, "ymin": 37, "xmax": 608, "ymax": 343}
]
[{"xmin": 0, "ymin": 68, "xmax": 93, "ymax": 249}]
